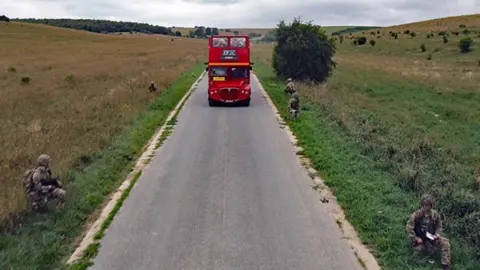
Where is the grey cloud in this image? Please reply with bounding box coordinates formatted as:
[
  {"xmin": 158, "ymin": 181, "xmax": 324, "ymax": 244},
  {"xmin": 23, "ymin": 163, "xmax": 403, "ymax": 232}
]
[
  {"xmin": 181, "ymin": 0, "xmax": 241, "ymax": 4},
  {"xmin": 1, "ymin": 0, "xmax": 479, "ymax": 28}
]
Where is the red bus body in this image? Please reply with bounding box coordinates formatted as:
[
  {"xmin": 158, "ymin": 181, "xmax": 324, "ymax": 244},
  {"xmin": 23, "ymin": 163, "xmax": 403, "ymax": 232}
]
[{"xmin": 205, "ymin": 35, "xmax": 253, "ymax": 106}]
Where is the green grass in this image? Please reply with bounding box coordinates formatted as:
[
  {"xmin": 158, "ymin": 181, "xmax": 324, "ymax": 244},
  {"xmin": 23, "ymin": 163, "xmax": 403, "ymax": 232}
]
[
  {"xmin": 0, "ymin": 65, "xmax": 204, "ymax": 270},
  {"xmin": 253, "ymin": 60, "xmax": 480, "ymax": 269}
]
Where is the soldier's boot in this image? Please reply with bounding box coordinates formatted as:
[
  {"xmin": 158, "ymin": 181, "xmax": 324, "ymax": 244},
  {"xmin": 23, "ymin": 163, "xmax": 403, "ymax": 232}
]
[{"xmin": 290, "ymin": 109, "xmax": 297, "ymax": 120}]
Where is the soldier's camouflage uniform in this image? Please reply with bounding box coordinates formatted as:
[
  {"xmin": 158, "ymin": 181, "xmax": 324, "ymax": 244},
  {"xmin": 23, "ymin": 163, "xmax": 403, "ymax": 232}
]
[
  {"xmin": 406, "ymin": 194, "xmax": 451, "ymax": 268},
  {"xmin": 23, "ymin": 154, "xmax": 66, "ymax": 210},
  {"xmin": 289, "ymin": 93, "xmax": 300, "ymax": 119},
  {"xmin": 285, "ymin": 78, "xmax": 296, "ymax": 95}
]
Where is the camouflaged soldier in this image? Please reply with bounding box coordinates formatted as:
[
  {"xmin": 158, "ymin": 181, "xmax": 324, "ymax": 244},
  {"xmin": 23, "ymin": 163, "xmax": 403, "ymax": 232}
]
[
  {"xmin": 289, "ymin": 93, "xmax": 300, "ymax": 120},
  {"xmin": 148, "ymin": 81, "xmax": 158, "ymax": 92},
  {"xmin": 406, "ymin": 194, "xmax": 451, "ymax": 270},
  {"xmin": 23, "ymin": 154, "xmax": 66, "ymax": 210},
  {"xmin": 285, "ymin": 78, "xmax": 296, "ymax": 95}
]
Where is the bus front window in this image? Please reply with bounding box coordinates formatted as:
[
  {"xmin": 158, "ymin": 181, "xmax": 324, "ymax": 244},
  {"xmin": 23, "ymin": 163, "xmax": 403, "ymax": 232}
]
[
  {"xmin": 231, "ymin": 68, "xmax": 249, "ymax": 79},
  {"xmin": 211, "ymin": 67, "xmax": 227, "ymax": 77}
]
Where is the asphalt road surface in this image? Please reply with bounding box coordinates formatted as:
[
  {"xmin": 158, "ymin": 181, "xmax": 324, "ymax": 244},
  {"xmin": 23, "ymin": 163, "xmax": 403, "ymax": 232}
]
[{"xmin": 90, "ymin": 75, "xmax": 363, "ymax": 270}]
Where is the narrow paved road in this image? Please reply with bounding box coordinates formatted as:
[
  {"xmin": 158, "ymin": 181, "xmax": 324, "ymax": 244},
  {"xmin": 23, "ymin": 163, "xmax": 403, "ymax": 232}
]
[{"xmin": 90, "ymin": 75, "xmax": 363, "ymax": 270}]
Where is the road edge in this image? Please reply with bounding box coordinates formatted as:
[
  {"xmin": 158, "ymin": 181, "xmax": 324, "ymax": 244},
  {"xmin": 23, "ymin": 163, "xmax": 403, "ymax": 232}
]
[
  {"xmin": 66, "ymin": 70, "xmax": 206, "ymax": 266},
  {"xmin": 252, "ymin": 73, "xmax": 381, "ymax": 270}
]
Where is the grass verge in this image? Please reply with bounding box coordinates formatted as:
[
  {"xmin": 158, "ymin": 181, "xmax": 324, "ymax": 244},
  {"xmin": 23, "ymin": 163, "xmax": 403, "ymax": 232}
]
[
  {"xmin": 253, "ymin": 60, "xmax": 480, "ymax": 270},
  {"xmin": 68, "ymin": 171, "xmax": 143, "ymax": 270},
  {"xmin": 0, "ymin": 64, "xmax": 204, "ymax": 270}
]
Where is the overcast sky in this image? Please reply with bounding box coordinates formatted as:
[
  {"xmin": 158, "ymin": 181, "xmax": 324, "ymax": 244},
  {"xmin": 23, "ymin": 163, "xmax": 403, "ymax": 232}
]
[{"xmin": 1, "ymin": 0, "xmax": 479, "ymax": 28}]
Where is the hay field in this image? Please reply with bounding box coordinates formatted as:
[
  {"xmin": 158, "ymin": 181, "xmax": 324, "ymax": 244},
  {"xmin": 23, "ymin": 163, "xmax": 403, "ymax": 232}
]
[
  {"xmin": 0, "ymin": 21, "xmax": 207, "ymax": 222},
  {"xmin": 381, "ymin": 13, "xmax": 480, "ymax": 33}
]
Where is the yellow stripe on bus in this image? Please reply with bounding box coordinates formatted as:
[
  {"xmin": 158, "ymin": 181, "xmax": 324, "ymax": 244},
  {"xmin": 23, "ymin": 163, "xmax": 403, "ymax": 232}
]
[{"xmin": 208, "ymin": 62, "xmax": 251, "ymax": 66}]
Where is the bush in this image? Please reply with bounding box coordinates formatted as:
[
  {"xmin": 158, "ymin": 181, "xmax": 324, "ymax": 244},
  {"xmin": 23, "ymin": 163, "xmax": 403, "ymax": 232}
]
[
  {"xmin": 339, "ymin": 35, "xmax": 344, "ymax": 44},
  {"xmin": 175, "ymin": 31, "xmax": 182, "ymax": 37},
  {"xmin": 410, "ymin": 32, "xmax": 416, "ymax": 37},
  {"xmin": 0, "ymin": 15, "xmax": 9, "ymax": 22},
  {"xmin": 426, "ymin": 34, "xmax": 431, "ymax": 38},
  {"xmin": 420, "ymin": 44, "xmax": 426, "ymax": 52},
  {"xmin": 462, "ymin": 29, "xmax": 470, "ymax": 35},
  {"xmin": 426, "ymin": 54, "xmax": 432, "ymax": 60},
  {"xmin": 459, "ymin": 36, "xmax": 473, "ymax": 53},
  {"xmin": 21, "ymin": 76, "xmax": 31, "ymax": 84},
  {"xmin": 404, "ymin": 30, "xmax": 410, "ymax": 34},
  {"xmin": 7, "ymin": 67, "xmax": 16, "ymax": 72},
  {"xmin": 459, "ymin": 24, "xmax": 466, "ymax": 28},
  {"xmin": 443, "ymin": 36, "xmax": 448, "ymax": 44},
  {"xmin": 272, "ymin": 17, "xmax": 336, "ymax": 83},
  {"xmin": 369, "ymin": 39, "xmax": 376, "ymax": 46},
  {"xmin": 356, "ymin": 36, "xmax": 367, "ymax": 45}
]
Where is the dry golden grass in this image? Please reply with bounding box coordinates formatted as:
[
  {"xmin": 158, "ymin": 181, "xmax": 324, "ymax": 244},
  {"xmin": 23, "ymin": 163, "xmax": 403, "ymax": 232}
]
[
  {"xmin": 0, "ymin": 22, "xmax": 208, "ymax": 221},
  {"xmin": 379, "ymin": 14, "xmax": 480, "ymax": 33}
]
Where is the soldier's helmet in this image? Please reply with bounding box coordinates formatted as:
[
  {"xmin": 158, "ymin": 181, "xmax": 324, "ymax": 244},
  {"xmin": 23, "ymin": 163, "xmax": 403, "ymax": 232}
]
[
  {"xmin": 287, "ymin": 78, "xmax": 293, "ymax": 82},
  {"xmin": 420, "ymin": 194, "xmax": 435, "ymax": 207},
  {"xmin": 37, "ymin": 154, "xmax": 52, "ymax": 167}
]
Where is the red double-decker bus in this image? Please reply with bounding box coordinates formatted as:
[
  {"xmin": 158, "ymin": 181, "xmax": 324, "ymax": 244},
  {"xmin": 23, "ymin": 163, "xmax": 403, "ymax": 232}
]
[{"xmin": 205, "ymin": 35, "xmax": 253, "ymax": 107}]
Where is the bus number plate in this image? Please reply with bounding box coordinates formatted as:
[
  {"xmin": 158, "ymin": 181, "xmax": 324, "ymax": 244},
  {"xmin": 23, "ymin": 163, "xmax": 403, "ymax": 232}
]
[{"xmin": 221, "ymin": 50, "xmax": 238, "ymax": 60}]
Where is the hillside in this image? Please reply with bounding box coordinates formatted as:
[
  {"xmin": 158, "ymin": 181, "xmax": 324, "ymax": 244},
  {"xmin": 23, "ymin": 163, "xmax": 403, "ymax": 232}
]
[
  {"xmin": 379, "ymin": 13, "xmax": 480, "ymax": 32},
  {"xmin": 0, "ymin": 21, "xmax": 207, "ymax": 223}
]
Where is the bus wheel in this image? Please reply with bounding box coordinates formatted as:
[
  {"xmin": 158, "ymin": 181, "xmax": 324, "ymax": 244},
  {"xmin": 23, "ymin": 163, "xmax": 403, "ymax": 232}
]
[{"xmin": 208, "ymin": 99, "xmax": 216, "ymax": 107}]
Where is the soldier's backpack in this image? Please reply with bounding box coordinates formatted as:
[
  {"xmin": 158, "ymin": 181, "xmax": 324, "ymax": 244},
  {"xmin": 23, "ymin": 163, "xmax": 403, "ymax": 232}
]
[{"xmin": 22, "ymin": 169, "xmax": 36, "ymax": 193}]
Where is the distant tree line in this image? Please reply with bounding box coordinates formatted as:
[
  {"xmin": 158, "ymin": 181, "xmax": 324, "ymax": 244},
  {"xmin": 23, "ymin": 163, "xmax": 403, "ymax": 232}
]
[
  {"xmin": 12, "ymin": 18, "xmax": 177, "ymax": 35},
  {"xmin": 10, "ymin": 18, "xmax": 221, "ymax": 39},
  {"xmin": 189, "ymin": 26, "xmax": 220, "ymax": 38}
]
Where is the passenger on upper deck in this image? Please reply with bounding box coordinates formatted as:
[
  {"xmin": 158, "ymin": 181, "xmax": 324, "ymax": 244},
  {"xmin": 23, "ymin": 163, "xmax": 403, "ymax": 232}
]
[
  {"xmin": 231, "ymin": 37, "xmax": 246, "ymax": 47},
  {"xmin": 213, "ymin": 37, "xmax": 227, "ymax": 47}
]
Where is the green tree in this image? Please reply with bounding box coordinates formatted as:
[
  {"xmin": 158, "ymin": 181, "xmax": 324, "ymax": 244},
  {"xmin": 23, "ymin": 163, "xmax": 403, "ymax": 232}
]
[
  {"xmin": 0, "ymin": 15, "xmax": 10, "ymax": 22},
  {"xmin": 205, "ymin": 27, "xmax": 212, "ymax": 36},
  {"xmin": 212, "ymin": 27, "xmax": 219, "ymax": 35},
  {"xmin": 272, "ymin": 17, "xmax": 336, "ymax": 83},
  {"xmin": 194, "ymin": 26, "xmax": 206, "ymax": 38},
  {"xmin": 175, "ymin": 31, "xmax": 182, "ymax": 37}
]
